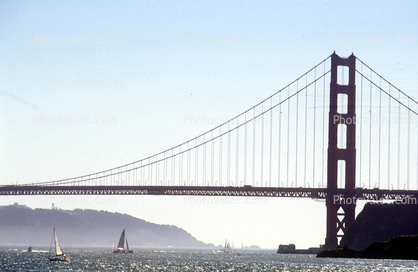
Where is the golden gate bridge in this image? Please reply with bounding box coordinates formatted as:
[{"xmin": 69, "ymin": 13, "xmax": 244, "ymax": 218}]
[{"xmin": 2, "ymin": 52, "xmax": 418, "ymax": 249}]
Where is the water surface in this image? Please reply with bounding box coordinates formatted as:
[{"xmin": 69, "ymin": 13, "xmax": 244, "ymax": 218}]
[{"xmin": 1, "ymin": 248, "xmax": 417, "ymax": 271}]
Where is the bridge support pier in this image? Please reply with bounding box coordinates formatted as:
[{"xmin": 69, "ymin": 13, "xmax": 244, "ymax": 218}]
[{"xmin": 325, "ymin": 52, "xmax": 357, "ymax": 249}]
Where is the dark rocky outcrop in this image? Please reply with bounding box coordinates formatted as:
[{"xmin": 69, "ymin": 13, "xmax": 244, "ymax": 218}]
[
  {"xmin": 318, "ymin": 202, "xmax": 418, "ymax": 260},
  {"xmin": 317, "ymin": 235, "xmax": 418, "ymax": 260},
  {"xmin": 0, "ymin": 203, "xmax": 212, "ymax": 248},
  {"xmin": 317, "ymin": 245, "xmax": 359, "ymax": 258},
  {"xmin": 340, "ymin": 203, "xmax": 418, "ymax": 250}
]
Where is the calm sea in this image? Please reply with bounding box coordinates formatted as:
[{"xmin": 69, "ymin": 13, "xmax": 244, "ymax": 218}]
[{"xmin": 1, "ymin": 248, "xmax": 417, "ymax": 271}]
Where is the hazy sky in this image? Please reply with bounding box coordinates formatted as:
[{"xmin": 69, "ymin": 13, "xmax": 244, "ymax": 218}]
[{"xmin": 1, "ymin": 1, "xmax": 418, "ymax": 249}]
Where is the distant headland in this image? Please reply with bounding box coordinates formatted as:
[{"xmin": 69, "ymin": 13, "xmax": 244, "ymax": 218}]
[{"xmin": 0, "ymin": 203, "xmax": 213, "ymax": 249}]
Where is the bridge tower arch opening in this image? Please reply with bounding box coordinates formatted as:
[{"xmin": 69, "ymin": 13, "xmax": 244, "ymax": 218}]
[{"xmin": 325, "ymin": 52, "xmax": 356, "ymax": 249}]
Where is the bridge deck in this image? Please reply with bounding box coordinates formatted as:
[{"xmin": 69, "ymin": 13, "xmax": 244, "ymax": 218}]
[{"xmin": 1, "ymin": 185, "xmax": 417, "ymax": 201}]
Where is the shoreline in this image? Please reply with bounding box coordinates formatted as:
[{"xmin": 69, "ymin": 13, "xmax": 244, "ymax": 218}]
[{"xmin": 317, "ymin": 235, "xmax": 418, "ymax": 260}]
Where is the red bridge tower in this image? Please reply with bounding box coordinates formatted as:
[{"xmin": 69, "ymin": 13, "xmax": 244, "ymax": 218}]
[{"xmin": 325, "ymin": 52, "xmax": 357, "ymax": 249}]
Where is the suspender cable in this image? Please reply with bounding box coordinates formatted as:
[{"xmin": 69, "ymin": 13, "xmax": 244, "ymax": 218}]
[
  {"xmin": 378, "ymin": 75, "xmax": 382, "ymax": 189},
  {"xmin": 407, "ymin": 99, "xmax": 410, "ymax": 190},
  {"xmin": 244, "ymin": 113, "xmax": 247, "ymax": 184},
  {"xmin": 187, "ymin": 142, "xmax": 190, "ymax": 186},
  {"xmin": 388, "ymin": 85, "xmax": 391, "ymax": 189},
  {"xmin": 295, "ymin": 80, "xmax": 299, "ymax": 187},
  {"xmin": 165, "ymin": 151, "xmax": 167, "ymax": 185},
  {"xmin": 179, "ymin": 145, "xmax": 182, "ymax": 185},
  {"xmin": 269, "ymin": 98, "xmax": 273, "ymax": 187},
  {"xmin": 236, "ymin": 119, "xmax": 239, "ymax": 186},
  {"xmin": 227, "ymin": 122, "xmax": 231, "ymax": 186},
  {"xmin": 398, "ymin": 90, "xmax": 401, "ymax": 189},
  {"xmin": 203, "ymin": 134, "xmax": 206, "ymax": 186},
  {"xmin": 322, "ymin": 62, "xmax": 326, "ymax": 188},
  {"xmin": 261, "ymin": 104, "xmax": 264, "ymax": 186},
  {"xmin": 195, "ymin": 138, "xmax": 198, "ymax": 186},
  {"xmin": 359, "ymin": 67, "xmax": 363, "ymax": 188},
  {"xmin": 211, "ymin": 131, "xmax": 214, "ymax": 186},
  {"xmin": 304, "ymin": 74, "xmax": 308, "ymax": 188},
  {"xmin": 155, "ymin": 156, "xmax": 158, "ymax": 186},
  {"xmin": 244, "ymin": 116, "xmax": 249, "ymax": 185},
  {"xmin": 219, "ymin": 127, "xmax": 222, "ymax": 186},
  {"xmin": 369, "ymin": 70, "xmax": 372, "ymax": 189},
  {"xmin": 141, "ymin": 161, "xmax": 144, "ymax": 185},
  {"xmin": 278, "ymin": 91, "xmax": 282, "ymax": 187},
  {"xmin": 252, "ymin": 107, "xmax": 256, "ymax": 186},
  {"xmin": 148, "ymin": 158, "xmax": 151, "ymax": 185},
  {"xmin": 313, "ymin": 67, "xmax": 317, "ymax": 188},
  {"xmin": 287, "ymin": 86, "xmax": 290, "ymax": 187}
]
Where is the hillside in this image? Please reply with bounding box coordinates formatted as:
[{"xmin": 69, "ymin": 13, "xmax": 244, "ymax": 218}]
[
  {"xmin": 340, "ymin": 203, "xmax": 418, "ymax": 250},
  {"xmin": 0, "ymin": 203, "xmax": 212, "ymax": 248}
]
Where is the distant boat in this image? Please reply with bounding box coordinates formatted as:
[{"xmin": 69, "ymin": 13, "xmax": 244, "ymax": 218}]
[
  {"xmin": 222, "ymin": 239, "xmax": 234, "ymax": 253},
  {"xmin": 113, "ymin": 229, "xmax": 133, "ymax": 253},
  {"xmin": 49, "ymin": 228, "xmax": 70, "ymax": 263},
  {"xmin": 27, "ymin": 246, "xmax": 32, "ymax": 252},
  {"xmin": 237, "ymin": 243, "xmax": 243, "ymax": 256}
]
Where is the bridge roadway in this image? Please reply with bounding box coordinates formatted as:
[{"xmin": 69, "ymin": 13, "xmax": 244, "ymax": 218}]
[{"xmin": 1, "ymin": 185, "xmax": 418, "ymax": 202}]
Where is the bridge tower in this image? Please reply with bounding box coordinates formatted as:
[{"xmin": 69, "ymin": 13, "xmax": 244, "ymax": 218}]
[{"xmin": 325, "ymin": 52, "xmax": 357, "ymax": 249}]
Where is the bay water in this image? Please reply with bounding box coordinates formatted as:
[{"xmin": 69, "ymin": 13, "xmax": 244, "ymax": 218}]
[{"xmin": 1, "ymin": 248, "xmax": 417, "ymax": 271}]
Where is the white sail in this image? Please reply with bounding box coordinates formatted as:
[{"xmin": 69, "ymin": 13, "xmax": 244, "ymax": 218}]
[
  {"xmin": 126, "ymin": 238, "xmax": 130, "ymax": 251},
  {"xmin": 117, "ymin": 229, "xmax": 125, "ymax": 250},
  {"xmin": 53, "ymin": 228, "xmax": 64, "ymax": 256}
]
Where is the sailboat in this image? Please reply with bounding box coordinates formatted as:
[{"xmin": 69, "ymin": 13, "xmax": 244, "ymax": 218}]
[
  {"xmin": 222, "ymin": 239, "xmax": 233, "ymax": 253},
  {"xmin": 113, "ymin": 229, "xmax": 133, "ymax": 253},
  {"xmin": 49, "ymin": 228, "xmax": 70, "ymax": 263}
]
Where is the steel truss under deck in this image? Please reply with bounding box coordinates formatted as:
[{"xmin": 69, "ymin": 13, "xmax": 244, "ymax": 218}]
[{"xmin": 1, "ymin": 185, "xmax": 417, "ymax": 202}]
